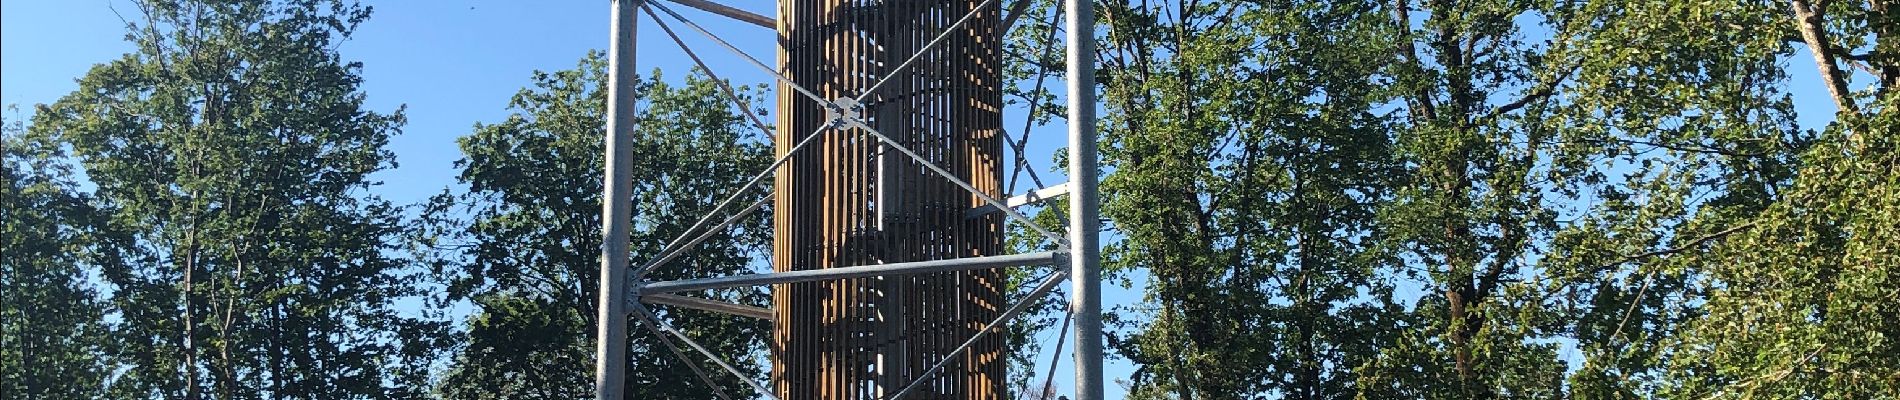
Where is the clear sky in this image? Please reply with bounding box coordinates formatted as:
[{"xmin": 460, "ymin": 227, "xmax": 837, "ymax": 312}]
[
  {"xmin": 3, "ymin": 0, "xmax": 1120, "ymax": 397},
  {"xmin": 6, "ymin": 0, "xmax": 795, "ymax": 206}
]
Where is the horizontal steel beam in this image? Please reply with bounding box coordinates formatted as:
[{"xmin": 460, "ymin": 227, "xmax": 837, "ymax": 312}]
[
  {"xmin": 637, "ymin": 293, "xmax": 776, "ymax": 321},
  {"xmin": 639, "ymin": 251, "xmax": 1064, "ymax": 294},
  {"xmin": 662, "ymin": 0, "xmax": 773, "ymax": 29},
  {"xmin": 966, "ymin": 182, "xmax": 1070, "ymax": 219}
]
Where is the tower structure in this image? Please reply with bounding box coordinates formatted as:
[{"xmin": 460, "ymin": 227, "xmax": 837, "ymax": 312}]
[
  {"xmin": 597, "ymin": 0, "xmax": 1100, "ymax": 398},
  {"xmin": 771, "ymin": 0, "xmax": 1006, "ymax": 398}
]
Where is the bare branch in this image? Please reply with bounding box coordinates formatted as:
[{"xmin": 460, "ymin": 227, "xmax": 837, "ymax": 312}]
[
  {"xmin": 1597, "ymin": 221, "xmax": 1759, "ymax": 270},
  {"xmin": 1393, "ymin": 0, "xmax": 1439, "ymax": 122},
  {"xmin": 1477, "ymin": 63, "xmax": 1579, "ymax": 124}
]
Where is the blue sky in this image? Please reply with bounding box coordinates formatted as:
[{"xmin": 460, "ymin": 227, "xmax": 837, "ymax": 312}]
[{"xmin": 3, "ymin": 0, "xmax": 1120, "ymax": 397}]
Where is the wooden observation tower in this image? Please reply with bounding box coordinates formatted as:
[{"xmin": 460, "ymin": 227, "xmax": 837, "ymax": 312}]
[
  {"xmin": 595, "ymin": 0, "xmax": 1103, "ymax": 398},
  {"xmin": 771, "ymin": 0, "xmax": 1006, "ymax": 397}
]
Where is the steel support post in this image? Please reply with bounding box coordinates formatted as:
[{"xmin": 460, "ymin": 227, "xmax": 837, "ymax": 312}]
[
  {"xmin": 1065, "ymin": 0, "xmax": 1103, "ymax": 396},
  {"xmin": 597, "ymin": 1, "xmax": 639, "ymax": 399}
]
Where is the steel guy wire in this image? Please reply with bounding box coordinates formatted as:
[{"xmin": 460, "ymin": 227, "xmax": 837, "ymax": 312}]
[
  {"xmin": 1040, "ymin": 307, "xmax": 1074, "ymax": 399},
  {"xmin": 631, "ymin": 123, "xmax": 836, "ymax": 282},
  {"xmin": 852, "ymin": 0, "xmax": 1004, "ymax": 103},
  {"xmin": 636, "ymin": 194, "xmax": 771, "ymax": 282},
  {"xmin": 645, "ymin": 0, "xmax": 832, "ymax": 106},
  {"xmin": 848, "ymin": 121, "xmax": 1069, "ymax": 247},
  {"xmin": 996, "ymin": 2, "xmax": 1073, "ymax": 230},
  {"xmin": 647, "ymin": 0, "xmax": 1064, "ymax": 247},
  {"xmin": 627, "ymin": 307, "xmax": 739, "ymax": 400},
  {"xmin": 640, "ymin": 3, "xmax": 776, "ymax": 144},
  {"xmin": 621, "ymin": 2, "xmax": 1095, "ymax": 399},
  {"xmin": 634, "ymin": 303, "xmax": 782, "ymax": 400},
  {"xmin": 885, "ymin": 269, "xmax": 1072, "ymax": 400},
  {"xmin": 1005, "ymin": 2, "xmax": 1065, "ymax": 197}
]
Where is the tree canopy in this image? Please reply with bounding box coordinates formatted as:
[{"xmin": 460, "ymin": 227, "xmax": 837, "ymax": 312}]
[
  {"xmin": 22, "ymin": 1, "xmax": 441, "ymax": 398},
  {"xmin": 419, "ymin": 52, "xmax": 773, "ymax": 399}
]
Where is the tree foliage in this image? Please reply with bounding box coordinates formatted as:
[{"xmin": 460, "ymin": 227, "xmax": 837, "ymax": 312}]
[
  {"xmin": 2, "ymin": 110, "xmax": 113, "ymax": 399},
  {"xmin": 1645, "ymin": 1, "xmax": 1900, "ymax": 398},
  {"xmin": 419, "ymin": 52, "xmax": 773, "ymax": 399},
  {"xmin": 25, "ymin": 1, "xmax": 443, "ymax": 398},
  {"xmin": 1095, "ymin": 0, "xmax": 1900, "ymax": 399},
  {"xmin": 1092, "ymin": 1, "xmax": 1405, "ymax": 399}
]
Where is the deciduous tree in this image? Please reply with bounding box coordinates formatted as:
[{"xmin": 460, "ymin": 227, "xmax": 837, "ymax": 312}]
[
  {"xmin": 2, "ymin": 110, "xmax": 112, "ymax": 399},
  {"xmin": 420, "ymin": 52, "xmax": 773, "ymax": 399},
  {"xmin": 28, "ymin": 1, "xmax": 444, "ymax": 397}
]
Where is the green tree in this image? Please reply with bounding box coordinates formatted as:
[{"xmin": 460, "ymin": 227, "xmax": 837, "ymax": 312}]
[
  {"xmin": 1356, "ymin": 1, "xmax": 1589, "ymax": 396},
  {"xmin": 1525, "ymin": 1, "xmax": 1802, "ymax": 397},
  {"xmin": 1093, "ymin": 1, "xmax": 1407, "ymax": 399},
  {"xmin": 1092, "ymin": 0, "xmax": 1821, "ymax": 398},
  {"xmin": 27, "ymin": 1, "xmax": 443, "ymax": 398},
  {"xmin": 2, "ymin": 110, "xmax": 112, "ymax": 399},
  {"xmin": 420, "ymin": 53, "xmax": 772, "ymax": 399},
  {"xmin": 1642, "ymin": 1, "xmax": 1900, "ymax": 398},
  {"xmin": 1347, "ymin": 0, "xmax": 1794, "ymax": 397}
]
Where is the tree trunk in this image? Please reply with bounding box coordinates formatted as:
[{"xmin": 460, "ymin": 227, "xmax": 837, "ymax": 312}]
[{"xmin": 182, "ymin": 225, "xmax": 200, "ymax": 400}]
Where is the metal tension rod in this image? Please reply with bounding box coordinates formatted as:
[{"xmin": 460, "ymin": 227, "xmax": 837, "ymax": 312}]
[
  {"xmin": 640, "ymin": 251, "xmax": 1065, "ymax": 294},
  {"xmin": 849, "ymin": 122, "xmax": 1069, "ymax": 246},
  {"xmin": 660, "ymin": 0, "xmax": 773, "ymax": 29},
  {"xmin": 887, "ymin": 270, "xmax": 1071, "ymax": 400},
  {"xmin": 639, "ymin": 293, "xmax": 776, "ymax": 321},
  {"xmin": 631, "ymin": 304, "xmax": 771, "ymax": 400}
]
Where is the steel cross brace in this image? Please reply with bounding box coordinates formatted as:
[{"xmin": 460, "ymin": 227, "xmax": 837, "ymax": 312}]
[
  {"xmin": 619, "ymin": 0, "xmax": 1093, "ymax": 398},
  {"xmin": 638, "ymin": 0, "xmax": 1066, "ymax": 280},
  {"xmin": 839, "ymin": 118, "xmax": 1069, "ymax": 246},
  {"xmin": 640, "ymin": 250, "xmax": 1063, "ymax": 295},
  {"xmin": 631, "ymin": 269, "xmax": 1072, "ymax": 400}
]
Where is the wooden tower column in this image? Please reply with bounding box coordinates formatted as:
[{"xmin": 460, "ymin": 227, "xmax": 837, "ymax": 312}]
[{"xmin": 772, "ymin": 0, "xmax": 1005, "ymax": 397}]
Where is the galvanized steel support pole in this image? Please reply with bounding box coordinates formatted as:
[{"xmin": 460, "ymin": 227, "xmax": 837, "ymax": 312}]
[
  {"xmin": 1065, "ymin": 0, "xmax": 1103, "ymax": 396},
  {"xmin": 597, "ymin": 1, "xmax": 639, "ymax": 399}
]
